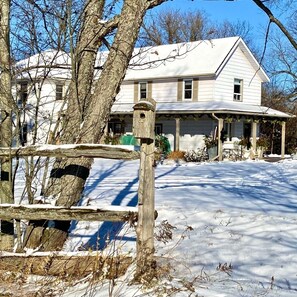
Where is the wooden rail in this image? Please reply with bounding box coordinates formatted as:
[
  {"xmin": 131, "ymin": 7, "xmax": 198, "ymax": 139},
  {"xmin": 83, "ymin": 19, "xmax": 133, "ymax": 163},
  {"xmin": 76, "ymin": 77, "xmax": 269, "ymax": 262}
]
[
  {"xmin": 0, "ymin": 144, "xmax": 140, "ymax": 160},
  {"xmin": 0, "ymin": 204, "xmax": 137, "ymax": 222},
  {"xmin": 0, "ymin": 98, "xmax": 156, "ymax": 276}
]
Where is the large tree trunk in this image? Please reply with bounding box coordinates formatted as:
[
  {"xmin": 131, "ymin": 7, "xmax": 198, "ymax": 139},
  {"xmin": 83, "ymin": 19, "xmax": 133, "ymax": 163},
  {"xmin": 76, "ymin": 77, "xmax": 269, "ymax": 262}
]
[
  {"xmin": 24, "ymin": 0, "xmax": 106, "ymax": 251},
  {"xmin": 24, "ymin": 0, "xmax": 165, "ymax": 251},
  {"xmin": 0, "ymin": 0, "xmax": 14, "ymax": 251},
  {"xmin": 61, "ymin": 0, "xmax": 105, "ymax": 144}
]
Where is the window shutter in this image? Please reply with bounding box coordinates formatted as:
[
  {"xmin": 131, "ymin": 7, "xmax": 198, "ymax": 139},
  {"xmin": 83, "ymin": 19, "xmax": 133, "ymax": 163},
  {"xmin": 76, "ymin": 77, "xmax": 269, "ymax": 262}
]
[
  {"xmin": 148, "ymin": 81, "xmax": 152, "ymax": 99},
  {"xmin": 193, "ymin": 78, "xmax": 199, "ymax": 102},
  {"xmin": 177, "ymin": 79, "xmax": 183, "ymax": 101},
  {"xmin": 134, "ymin": 82, "xmax": 138, "ymax": 103}
]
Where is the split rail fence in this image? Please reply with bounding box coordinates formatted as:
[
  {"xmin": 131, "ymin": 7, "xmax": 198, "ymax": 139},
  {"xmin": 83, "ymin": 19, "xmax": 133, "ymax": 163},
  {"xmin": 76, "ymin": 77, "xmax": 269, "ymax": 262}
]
[{"xmin": 0, "ymin": 98, "xmax": 157, "ymax": 273}]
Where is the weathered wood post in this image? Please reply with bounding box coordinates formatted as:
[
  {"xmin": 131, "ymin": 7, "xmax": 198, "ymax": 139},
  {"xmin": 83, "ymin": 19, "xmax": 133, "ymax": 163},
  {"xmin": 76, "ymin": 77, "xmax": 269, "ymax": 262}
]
[
  {"xmin": 252, "ymin": 121, "xmax": 257, "ymax": 157},
  {"xmin": 133, "ymin": 98, "xmax": 156, "ymax": 277},
  {"xmin": 281, "ymin": 121, "xmax": 286, "ymax": 159},
  {"xmin": 218, "ymin": 118, "xmax": 223, "ymax": 161}
]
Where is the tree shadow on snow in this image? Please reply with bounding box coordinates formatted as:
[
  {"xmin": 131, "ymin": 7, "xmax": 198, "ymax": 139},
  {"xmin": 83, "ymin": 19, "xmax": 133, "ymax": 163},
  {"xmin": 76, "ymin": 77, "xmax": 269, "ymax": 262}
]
[
  {"xmin": 75, "ymin": 162, "xmax": 181, "ymax": 251},
  {"xmin": 83, "ymin": 177, "xmax": 139, "ymax": 250}
]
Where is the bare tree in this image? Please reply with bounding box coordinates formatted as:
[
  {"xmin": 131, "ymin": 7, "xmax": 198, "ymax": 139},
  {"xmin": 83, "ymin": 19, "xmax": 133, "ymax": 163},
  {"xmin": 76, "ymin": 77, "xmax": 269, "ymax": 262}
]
[
  {"xmin": 261, "ymin": 84, "xmax": 297, "ymax": 154},
  {"xmin": 23, "ymin": 0, "xmax": 167, "ymax": 251},
  {"xmin": 212, "ymin": 20, "xmax": 253, "ymax": 44},
  {"xmin": 0, "ymin": 0, "xmax": 14, "ymax": 250},
  {"xmin": 140, "ymin": 9, "xmax": 212, "ymax": 46},
  {"xmin": 7, "ymin": 0, "xmax": 297, "ymax": 252},
  {"xmin": 252, "ymin": 0, "xmax": 297, "ymax": 50},
  {"xmin": 140, "ymin": 8, "xmax": 254, "ymax": 49},
  {"xmin": 267, "ymin": 34, "xmax": 296, "ymax": 101}
]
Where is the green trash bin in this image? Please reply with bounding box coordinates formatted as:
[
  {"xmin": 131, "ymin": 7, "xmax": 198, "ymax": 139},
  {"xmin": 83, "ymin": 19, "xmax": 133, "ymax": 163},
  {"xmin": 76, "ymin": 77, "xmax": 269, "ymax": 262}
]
[{"xmin": 120, "ymin": 134, "xmax": 138, "ymax": 145}]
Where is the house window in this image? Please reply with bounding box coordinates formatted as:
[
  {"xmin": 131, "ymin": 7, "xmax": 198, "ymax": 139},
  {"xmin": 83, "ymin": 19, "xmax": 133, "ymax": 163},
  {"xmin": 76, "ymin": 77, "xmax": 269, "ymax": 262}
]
[
  {"xmin": 184, "ymin": 79, "xmax": 193, "ymax": 100},
  {"xmin": 56, "ymin": 83, "xmax": 64, "ymax": 100},
  {"xmin": 233, "ymin": 78, "xmax": 243, "ymax": 101},
  {"xmin": 139, "ymin": 82, "xmax": 147, "ymax": 99},
  {"xmin": 108, "ymin": 120, "xmax": 124, "ymax": 135},
  {"xmin": 18, "ymin": 82, "xmax": 28, "ymax": 104},
  {"xmin": 155, "ymin": 123, "xmax": 163, "ymax": 135}
]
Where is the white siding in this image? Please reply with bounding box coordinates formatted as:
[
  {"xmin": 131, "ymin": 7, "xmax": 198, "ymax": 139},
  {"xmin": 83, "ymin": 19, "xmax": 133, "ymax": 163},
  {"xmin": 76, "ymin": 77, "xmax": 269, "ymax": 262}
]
[
  {"xmin": 116, "ymin": 82, "xmax": 134, "ymax": 103},
  {"xmin": 152, "ymin": 79, "xmax": 177, "ymax": 102},
  {"xmin": 197, "ymin": 78, "xmax": 215, "ymax": 101},
  {"xmin": 38, "ymin": 80, "xmax": 68, "ymax": 119},
  {"xmin": 116, "ymin": 46, "xmax": 263, "ymax": 105},
  {"xmin": 20, "ymin": 79, "xmax": 69, "ymax": 144},
  {"xmin": 116, "ymin": 79, "xmax": 178, "ymax": 103},
  {"xmin": 214, "ymin": 47, "xmax": 262, "ymax": 105}
]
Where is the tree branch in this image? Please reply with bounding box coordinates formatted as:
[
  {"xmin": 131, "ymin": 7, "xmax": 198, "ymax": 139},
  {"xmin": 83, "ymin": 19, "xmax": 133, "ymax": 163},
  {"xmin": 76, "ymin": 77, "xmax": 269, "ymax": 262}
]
[{"xmin": 252, "ymin": 0, "xmax": 297, "ymax": 50}]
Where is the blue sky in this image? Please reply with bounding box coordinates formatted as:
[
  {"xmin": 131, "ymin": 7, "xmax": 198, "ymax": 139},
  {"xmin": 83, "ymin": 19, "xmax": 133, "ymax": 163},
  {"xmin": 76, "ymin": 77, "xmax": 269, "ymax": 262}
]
[{"xmin": 152, "ymin": 0, "xmax": 276, "ymax": 47}]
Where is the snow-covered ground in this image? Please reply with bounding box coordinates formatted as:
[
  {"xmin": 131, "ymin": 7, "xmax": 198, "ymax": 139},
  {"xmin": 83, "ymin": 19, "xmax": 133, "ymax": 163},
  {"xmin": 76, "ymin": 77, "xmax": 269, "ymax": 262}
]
[{"xmin": 60, "ymin": 157, "xmax": 297, "ymax": 296}]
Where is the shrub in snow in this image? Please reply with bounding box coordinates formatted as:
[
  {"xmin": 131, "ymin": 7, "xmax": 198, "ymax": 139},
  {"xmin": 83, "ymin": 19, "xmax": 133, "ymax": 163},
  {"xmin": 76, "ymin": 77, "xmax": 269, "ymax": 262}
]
[
  {"xmin": 155, "ymin": 134, "xmax": 171, "ymax": 156},
  {"xmin": 184, "ymin": 149, "xmax": 207, "ymax": 162}
]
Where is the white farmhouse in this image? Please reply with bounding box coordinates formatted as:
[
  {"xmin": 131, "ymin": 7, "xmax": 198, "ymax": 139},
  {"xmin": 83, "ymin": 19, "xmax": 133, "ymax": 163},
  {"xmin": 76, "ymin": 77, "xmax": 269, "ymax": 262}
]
[{"xmin": 15, "ymin": 36, "xmax": 291, "ymax": 158}]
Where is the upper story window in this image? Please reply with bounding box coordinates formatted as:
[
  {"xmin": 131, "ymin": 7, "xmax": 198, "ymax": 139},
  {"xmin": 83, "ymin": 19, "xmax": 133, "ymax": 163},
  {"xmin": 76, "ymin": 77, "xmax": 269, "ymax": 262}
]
[
  {"xmin": 139, "ymin": 82, "xmax": 147, "ymax": 99},
  {"xmin": 184, "ymin": 79, "xmax": 193, "ymax": 100},
  {"xmin": 233, "ymin": 78, "xmax": 243, "ymax": 101},
  {"xmin": 56, "ymin": 83, "xmax": 64, "ymax": 100}
]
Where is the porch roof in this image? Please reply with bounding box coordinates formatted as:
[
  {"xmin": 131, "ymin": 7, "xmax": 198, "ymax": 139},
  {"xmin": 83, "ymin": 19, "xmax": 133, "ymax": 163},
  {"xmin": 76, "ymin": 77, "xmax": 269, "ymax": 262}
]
[{"xmin": 111, "ymin": 101, "xmax": 292, "ymax": 119}]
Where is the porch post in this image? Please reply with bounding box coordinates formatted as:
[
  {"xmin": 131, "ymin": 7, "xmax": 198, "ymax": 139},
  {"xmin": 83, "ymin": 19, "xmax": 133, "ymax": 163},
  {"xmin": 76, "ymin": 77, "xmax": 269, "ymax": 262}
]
[
  {"xmin": 218, "ymin": 118, "xmax": 223, "ymax": 161},
  {"xmin": 251, "ymin": 121, "xmax": 257, "ymax": 156},
  {"xmin": 175, "ymin": 117, "xmax": 180, "ymax": 151},
  {"xmin": 281, "ymin": 121, "xmax": 286, "ymax": 159}
]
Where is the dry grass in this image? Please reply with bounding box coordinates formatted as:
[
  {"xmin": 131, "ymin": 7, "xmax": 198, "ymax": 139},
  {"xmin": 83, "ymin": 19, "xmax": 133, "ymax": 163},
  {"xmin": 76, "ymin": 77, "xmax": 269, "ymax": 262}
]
[
  {"xmin": 0, "ymin": 254, "xmax": 132, "ymax": 296},
  {"xmin": 166, "ymin": 151, "xmax": 186, "ymax": 160},
  {"xmin": 0, "ymin": 254, "xmax": 131, "ymax": 278}
]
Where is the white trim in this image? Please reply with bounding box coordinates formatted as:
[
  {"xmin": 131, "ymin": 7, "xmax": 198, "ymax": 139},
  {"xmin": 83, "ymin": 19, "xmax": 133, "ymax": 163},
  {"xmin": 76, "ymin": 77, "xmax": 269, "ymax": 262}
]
[
  {"xmin": 55, "ymin": 83, "xmax": 64, "ymax": 100},
  {"xmin": 233, "ymin": 78, "xmax": 243, "ymax": 102}
]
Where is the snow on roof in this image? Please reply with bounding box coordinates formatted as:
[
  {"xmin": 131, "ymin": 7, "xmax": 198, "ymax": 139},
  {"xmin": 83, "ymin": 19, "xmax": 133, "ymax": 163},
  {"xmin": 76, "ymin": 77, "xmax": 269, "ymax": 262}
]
[
  {"xmin": 112, "ymin": 101, "xmax": 292, "ymax": 118},
  {"xmin": 15, "ymin": 37, "xmax": 269, "ymax": 83},
  {"xmin": 124, "ymin": 36, "xmax": 269, "ymax": 82},
  {"xmin": 15, "ymin": 50, "xmax": 71, "ymax": 80}
]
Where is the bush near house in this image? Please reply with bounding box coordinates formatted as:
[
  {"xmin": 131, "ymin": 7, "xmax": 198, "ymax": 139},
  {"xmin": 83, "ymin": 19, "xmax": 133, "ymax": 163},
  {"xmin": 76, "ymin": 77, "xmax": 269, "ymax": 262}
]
[
  {"xmin": 204, "ymin": 135, "xmax": 217, "ymax": 149},
  {"xmin": 256, "ymin": 136, "xmax": 269, "ymax": 149},
  {"xmin": 155, "ymin": 135, "xmax": 171, "ymax": 156},
  {"xmin": 184, "ymin": 149, "xmax": 208, "ymax": 162}
]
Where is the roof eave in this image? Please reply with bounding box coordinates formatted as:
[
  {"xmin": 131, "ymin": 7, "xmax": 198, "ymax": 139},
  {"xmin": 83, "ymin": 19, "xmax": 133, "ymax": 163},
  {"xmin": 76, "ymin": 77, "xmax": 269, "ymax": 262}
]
[{"xmin": 112, "ymin": 108, "xmax": 292, "ymax": 119}]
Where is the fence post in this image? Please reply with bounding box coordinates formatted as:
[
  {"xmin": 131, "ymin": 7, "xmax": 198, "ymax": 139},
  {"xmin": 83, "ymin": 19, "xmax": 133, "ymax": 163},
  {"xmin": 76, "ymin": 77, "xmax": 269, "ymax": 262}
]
[{"xmin": 133, "ymin": 98, "xmax": 156, "ymax": 277}]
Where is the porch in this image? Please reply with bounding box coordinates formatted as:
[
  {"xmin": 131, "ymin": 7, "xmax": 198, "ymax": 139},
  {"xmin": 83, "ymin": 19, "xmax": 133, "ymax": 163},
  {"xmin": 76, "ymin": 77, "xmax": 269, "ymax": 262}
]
[{"xmin": 108, "ymin": 101, "xmax": 292, "ymax": 160}]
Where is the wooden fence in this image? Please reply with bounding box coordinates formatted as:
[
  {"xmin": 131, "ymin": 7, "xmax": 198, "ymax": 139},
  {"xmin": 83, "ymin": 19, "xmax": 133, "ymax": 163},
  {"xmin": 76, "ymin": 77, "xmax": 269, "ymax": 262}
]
[{"xmin": 0, "ymin": 98, "xmax": 157, "ymax": 274}]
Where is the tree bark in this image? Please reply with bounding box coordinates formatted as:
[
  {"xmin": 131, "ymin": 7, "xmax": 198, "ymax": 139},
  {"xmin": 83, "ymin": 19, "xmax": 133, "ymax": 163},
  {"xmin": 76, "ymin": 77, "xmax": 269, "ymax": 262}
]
[
  {"xmin": 23, "ymin": 0, "xmax": 106, "ymax": 250},
  {"xmin": 61, "ymin": 0, "xmax": 106, "ymax": 144},
  {"xmin": 0, "ymin": 0, "xmax": 14, "ymax": 251},
  {"xmin": 24, "ymin": 0, "xmax": 166, "ymax": 251}
]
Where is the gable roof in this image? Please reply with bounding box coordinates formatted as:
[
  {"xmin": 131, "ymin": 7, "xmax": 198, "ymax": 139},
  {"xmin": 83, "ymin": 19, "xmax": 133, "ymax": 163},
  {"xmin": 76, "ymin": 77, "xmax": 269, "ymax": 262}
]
[
  {"xmin": 15, "ymin": 50, "xmax": 71, "ymax": 80},
  {"xmin": 123, "ymin": 36, "xmax": 269, "ymax": 82},
  {"xmin": 15, "ymin": 37, "xmax": 269, "ymax": 83}
]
